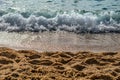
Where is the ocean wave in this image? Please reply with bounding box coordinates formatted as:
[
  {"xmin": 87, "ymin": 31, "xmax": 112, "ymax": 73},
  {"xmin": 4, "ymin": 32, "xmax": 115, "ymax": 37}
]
[{"xmin": 0, "ymin": 11, "xmax": 120, "ymax": 33}]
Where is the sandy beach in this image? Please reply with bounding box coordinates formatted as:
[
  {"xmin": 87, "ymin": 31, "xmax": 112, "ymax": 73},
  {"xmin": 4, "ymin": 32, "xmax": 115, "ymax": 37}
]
[
  {"xmin": 0, "ymin": 47, "xmax": 119, "ymax": 80},
  {"xmin": 0, "ymin": 0, "xmax": 120, "ymax": 79}
]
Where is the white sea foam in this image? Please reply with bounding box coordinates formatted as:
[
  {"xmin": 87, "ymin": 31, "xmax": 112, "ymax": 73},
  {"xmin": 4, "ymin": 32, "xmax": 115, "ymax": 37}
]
[{"xmin": 0, "ymin": 11, "xmax": 120, "ymax": 33}]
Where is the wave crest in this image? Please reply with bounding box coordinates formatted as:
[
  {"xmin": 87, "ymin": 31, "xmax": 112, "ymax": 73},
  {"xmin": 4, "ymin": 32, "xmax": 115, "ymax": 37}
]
[{"xmin": 0, "ymin": 11, "xmax": 120, "ymax": 33}]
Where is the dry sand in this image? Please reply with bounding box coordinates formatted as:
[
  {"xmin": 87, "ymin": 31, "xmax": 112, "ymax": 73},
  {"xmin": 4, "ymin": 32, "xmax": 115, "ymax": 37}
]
[{"xmin": 0, "ymin": 47, "xmax": 120, "ymax": 80}]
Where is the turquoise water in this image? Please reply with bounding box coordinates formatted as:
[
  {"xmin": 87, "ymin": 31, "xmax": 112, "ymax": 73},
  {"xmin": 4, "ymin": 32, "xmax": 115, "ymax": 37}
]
[
  {"xmin": 0, "ymin": 0, "xmax": 120, "ymax": 33},
  {"xmin": 0, "ymin": 0, "xmax": 120, "ymax": 12}
]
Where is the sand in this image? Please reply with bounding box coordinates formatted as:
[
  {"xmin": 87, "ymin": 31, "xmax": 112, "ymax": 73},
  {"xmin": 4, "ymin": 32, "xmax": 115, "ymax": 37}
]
[{"xmin": 0, "ymin": 47, "xmax": 119, "ymax": 80}]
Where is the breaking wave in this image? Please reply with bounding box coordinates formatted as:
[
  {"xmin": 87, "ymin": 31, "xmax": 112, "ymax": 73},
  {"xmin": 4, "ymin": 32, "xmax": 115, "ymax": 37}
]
[{"xmin": 0, "ymin": 11, "xmax": 120, "ymax": 33}]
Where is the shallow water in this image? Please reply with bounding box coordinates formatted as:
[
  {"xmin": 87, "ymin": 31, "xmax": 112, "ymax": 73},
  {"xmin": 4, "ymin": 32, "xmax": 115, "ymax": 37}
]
[{"xmin": 0, "ymin": 31, "xmax": 120, "ymax": 52}]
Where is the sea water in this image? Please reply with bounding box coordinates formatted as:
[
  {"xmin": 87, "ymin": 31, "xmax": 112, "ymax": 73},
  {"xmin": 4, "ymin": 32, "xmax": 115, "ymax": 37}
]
[{"xmin": 0, "ymin": 0, "xmax": 120, "ymax": 52}]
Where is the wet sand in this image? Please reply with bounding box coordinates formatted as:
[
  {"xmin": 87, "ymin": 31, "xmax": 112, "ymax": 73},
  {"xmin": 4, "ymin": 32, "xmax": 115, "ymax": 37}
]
[
  {"xmin": 0, "ymin": 47, "xmax": 120, "ymax": 80},
  {"xmin": 0, "ymin": 31, "xmax": 120, "ymax": 52}
]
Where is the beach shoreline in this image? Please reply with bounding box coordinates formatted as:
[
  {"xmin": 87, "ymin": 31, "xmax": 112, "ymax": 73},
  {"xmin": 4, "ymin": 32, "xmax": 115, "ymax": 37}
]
[
  {"xmin": 0, "ymin": 0, "xmax": 120, "ymax": 79},
  {"xmin": 0, "ymin": 31, "xmax": 120, "ymax": 52}
]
